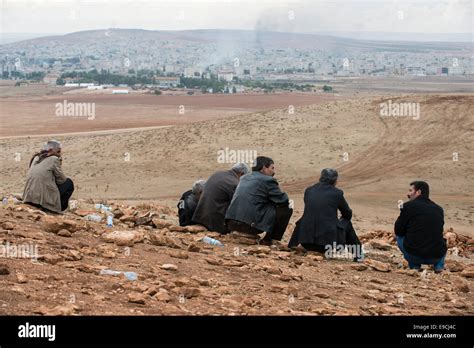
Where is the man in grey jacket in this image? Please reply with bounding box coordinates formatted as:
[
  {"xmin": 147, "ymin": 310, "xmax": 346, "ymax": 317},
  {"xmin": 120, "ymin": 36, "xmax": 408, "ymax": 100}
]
[
  {"xmin": 225, "ymin": 156, "xmax": 292, "ymax": 245},
  {"xmin": 23, "ymin": 140, "xmax": 74, "ymax": 213}
]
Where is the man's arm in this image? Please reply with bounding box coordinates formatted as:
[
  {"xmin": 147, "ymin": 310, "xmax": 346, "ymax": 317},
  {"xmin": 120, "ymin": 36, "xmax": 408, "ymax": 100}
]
[
  {"xmin": 52, "ymin": 157, "xmax": 67, "ymax": 185},
  {"xmin": 267, "ymin": 178, "xmax": 289, "ymax": 205},
  {"xmin": 338, "ymin": 192, "xmax": 352, "ymax": 220},
  {"xmin": 394, "ymin": 203, "xmax": 411, "ymax": 236}
]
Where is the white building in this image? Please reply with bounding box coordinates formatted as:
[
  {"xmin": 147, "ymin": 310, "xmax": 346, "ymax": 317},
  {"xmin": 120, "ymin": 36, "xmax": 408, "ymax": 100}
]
[
  {"xmin": 184, "ymin": 66, "xmax": 204, "ymax": 78},
  {"xmin": 87, "ymin": 85, "xmax": 104, "ymax": 90},
  {"xmin": 218, "ymin": 70, "xmax": 234, "ymax": 82},
  {"xmin": 43, "ymin": 74, "xmax": 59, "ymax": 86},
  {"xmin": 157, "ymin": 76, "xmax": 180, "ymax": 88}
]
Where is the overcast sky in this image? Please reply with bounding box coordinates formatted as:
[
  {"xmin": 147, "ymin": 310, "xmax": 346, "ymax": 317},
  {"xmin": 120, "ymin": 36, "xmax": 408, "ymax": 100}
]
[{"xmin": 1, "ymin": 0, "xmax": 472, "ymax": 34}]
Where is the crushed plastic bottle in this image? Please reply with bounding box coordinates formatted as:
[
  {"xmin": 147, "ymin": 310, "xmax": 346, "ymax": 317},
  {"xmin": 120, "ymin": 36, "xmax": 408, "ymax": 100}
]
[
  {"xmin": 123, "ymin": 272, "xmax": 138, "ymax": 281},
  {"xmin": 201, "ymin": 236, "xmax": 224, "ymax": 247},
  {"xmin": 99, "ymin": 269, "xmax": 137, "ymax": 281},
  {"xmin": 106, "ymin": 214, "xmax": 114, "ymax": 227},
  {"xmin": 84, "ymin": 214, "xmax": 103, "ymax": 222},
  {"xmin": 95, "ymin": 203, "xmax": 112, "ymax": 212},
  {"xmin": 99, "ymin": 269, "xmax": 122, "ymax": 276}
]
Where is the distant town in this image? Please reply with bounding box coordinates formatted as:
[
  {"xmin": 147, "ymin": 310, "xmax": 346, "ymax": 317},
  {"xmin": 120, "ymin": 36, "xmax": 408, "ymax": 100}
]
[{"xmin": 1, "ymin": 29, "xmax": 472, "ymax": 94}]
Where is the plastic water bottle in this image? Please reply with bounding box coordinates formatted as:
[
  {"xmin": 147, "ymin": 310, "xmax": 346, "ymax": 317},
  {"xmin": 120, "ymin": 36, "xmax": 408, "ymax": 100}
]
[
  {"xmin": 100, "ymin": 269, "xmax": 137, "ymax": 281},
  {"xmin": 99, "ymin": 269, "xmax": 122, "ymax": 276},
  {"xmin": 106, "ymin": 215, "xmax": 113, "ymax": 227},
  {"xmin": 2, "ymin": 197, "xmax": 7, "ymax": 205},
  {"xmin": 84, "ymin": 214, "xmax": 102, "ymax": 222},
  {"xmin": 95, "ymin": 203, "xmax": 112, "ymax": 212},
  {"xmin": 123, "ymin": 272, "xmax": 138, "ymax": 281},
  {"xmin": 202, "ymin": 236, "xmax": 224, "ymax": 247}
]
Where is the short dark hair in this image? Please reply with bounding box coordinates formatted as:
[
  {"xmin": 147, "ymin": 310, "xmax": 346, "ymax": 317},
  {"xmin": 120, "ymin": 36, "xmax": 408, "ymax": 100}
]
[
  {"xmin": 319, "ymin": 168, "xmax": 338, "ymax": 185},
  {"xmin": 252, "ymin": 156, "xmax": 274, "ymax": 172},
  {"xmin": 410, "ymin": 181, "xmax": 429, "ymax": 198}
]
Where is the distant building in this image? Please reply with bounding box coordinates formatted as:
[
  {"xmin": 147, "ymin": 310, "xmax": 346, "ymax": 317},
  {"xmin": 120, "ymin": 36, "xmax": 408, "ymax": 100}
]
[
  {"xmin": 438, "ymin": 67, "xmax": 449, "ymax": 75},
  {"xmin": 112, "ymin": 89, "xmax": 129, "ymax": 94},
  {"xmin": 218, "ymin": 70, "xmax": 234, "ymax": 82},
  {"xmin": 43, "ymin": 74, "xmax": 59, "ymax": 86},
  {"xmin": 164, "ymin": 65, "xmax": 177, "ymax": 73},
  {"xmin": 157, "ymin": 76, "xmax": 180, "ymax": 88},
  {"xmin": 184, "ymin": 66, "xmax": 204, "ymax": 78}
]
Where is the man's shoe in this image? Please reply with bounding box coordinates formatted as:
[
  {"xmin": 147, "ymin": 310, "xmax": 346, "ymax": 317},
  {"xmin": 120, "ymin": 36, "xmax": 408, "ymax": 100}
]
[
  {"xmin": 259, "ymin": 238, "xmax": 273, "ymax": 246},
  {"xmin": 229, "ymin": 231, "xmax": 260, "ymax": 245}
]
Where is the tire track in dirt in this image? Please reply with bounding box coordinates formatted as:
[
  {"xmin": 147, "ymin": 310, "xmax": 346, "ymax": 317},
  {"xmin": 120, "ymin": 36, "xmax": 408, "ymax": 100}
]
[{"xmin": 285, "ymin": 95, "xmax": 474, "ymax": 193}]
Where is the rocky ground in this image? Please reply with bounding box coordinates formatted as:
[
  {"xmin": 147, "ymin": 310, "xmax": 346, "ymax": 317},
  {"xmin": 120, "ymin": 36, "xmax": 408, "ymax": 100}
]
[{"xmin": 0, "ymin": 198, "xmax": 472, "ymax": 316}]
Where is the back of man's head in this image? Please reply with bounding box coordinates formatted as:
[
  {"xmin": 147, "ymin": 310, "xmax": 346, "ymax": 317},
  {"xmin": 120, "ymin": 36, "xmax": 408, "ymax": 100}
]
[
  {"xmin": 43, "ymin": 140, "xmax": 61, "ymax": 153},
  {"xmin": 252, "ymin": 156, "xmax": 274, "ymax": 172},
  {"xmin": 319, "ymin": 168, "xmax": 338, "ymax": 186},
  {"xmin": 231, "ymin": 162, "xmax": 250, "ymax": 176},
  {"xmin": 410, "ymin": 181, "xmax": 430, "ymax": 198},
  {"xmin": 192, "ymin": 179, "xmax": 206, "ymax": 195}
]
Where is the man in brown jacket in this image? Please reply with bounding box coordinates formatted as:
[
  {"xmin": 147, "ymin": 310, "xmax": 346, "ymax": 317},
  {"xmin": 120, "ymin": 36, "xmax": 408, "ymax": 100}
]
[
  {"xmin": 192, "ymin": 163, "xmax": 249, "ymax": 234},
  {"xmin": 23, "ymin": 140, "xmax": 74, "ymax": 213}
]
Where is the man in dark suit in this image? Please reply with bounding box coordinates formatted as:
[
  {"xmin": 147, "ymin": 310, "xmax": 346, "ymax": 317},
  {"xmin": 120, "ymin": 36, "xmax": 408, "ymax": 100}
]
[
  {"xmin": 225, "ymin": 156, "xmax": 293, "ymax": 245},
  {"xmin": 288, "ymin": 168, "xmax": 363, "ymax": 261},
  {"xmin": 394, "ymin": 181, "xmax": 447, "ymax": 273},
  {"xmin": 192, "ymin": 163, "xmax": 249, "ymax": 234}
]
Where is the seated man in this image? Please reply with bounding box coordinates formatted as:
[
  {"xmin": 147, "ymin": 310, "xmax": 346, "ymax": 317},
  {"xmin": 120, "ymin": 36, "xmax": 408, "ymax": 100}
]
[
  {"xmin": 192, "ymin": 163, "xmax": 249, "ymax": 234},
  {"xmin": 23, "ymin": 140, "xmax": 74, "ymax": 213},
  {"xmin": 225, "ymin": 156, "xmax": 293, "ymax": 245},
  {"xmin": 177, "ymin": 179, "xmax": 205, "ymax": 226},
  {"xmin": 394, "ymin": 181, "xmax": 447, "ymax": 273},
  {"xmin": 288, "ymin": 168, "xmax": 363, "ymax": 261}
]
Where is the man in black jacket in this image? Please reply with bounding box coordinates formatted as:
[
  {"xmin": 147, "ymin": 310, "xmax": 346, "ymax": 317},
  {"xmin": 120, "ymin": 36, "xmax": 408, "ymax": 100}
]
[
  {"xmin": 225, "ymin": 156, "xmax": 292, "ymax": 245},
  {"xmin": 288, "ymin": 168, "xmax": 363, "ymax": 261},
  {"xmin": 178, "ymin": 179, "xmax": 205, "ymax": 226},
  {"xmin": 192, "ymin": 163, "xmax": 249, "ymax": 234},
  {"xmin": 394, "ymin": 181, "xmax": 447, "ymax": 273}
]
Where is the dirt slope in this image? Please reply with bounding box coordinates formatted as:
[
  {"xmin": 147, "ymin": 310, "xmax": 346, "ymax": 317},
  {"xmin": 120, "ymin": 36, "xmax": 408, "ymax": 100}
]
[{"xmin": 0, "ymin": 201, "xmax": 472, "ymax": 315}]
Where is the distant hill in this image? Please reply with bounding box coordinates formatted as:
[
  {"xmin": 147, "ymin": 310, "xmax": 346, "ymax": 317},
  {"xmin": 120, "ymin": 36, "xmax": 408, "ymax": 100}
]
[{"xmin": 1, "ymin": 28, "xmax": 471, "ymax": 54}]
